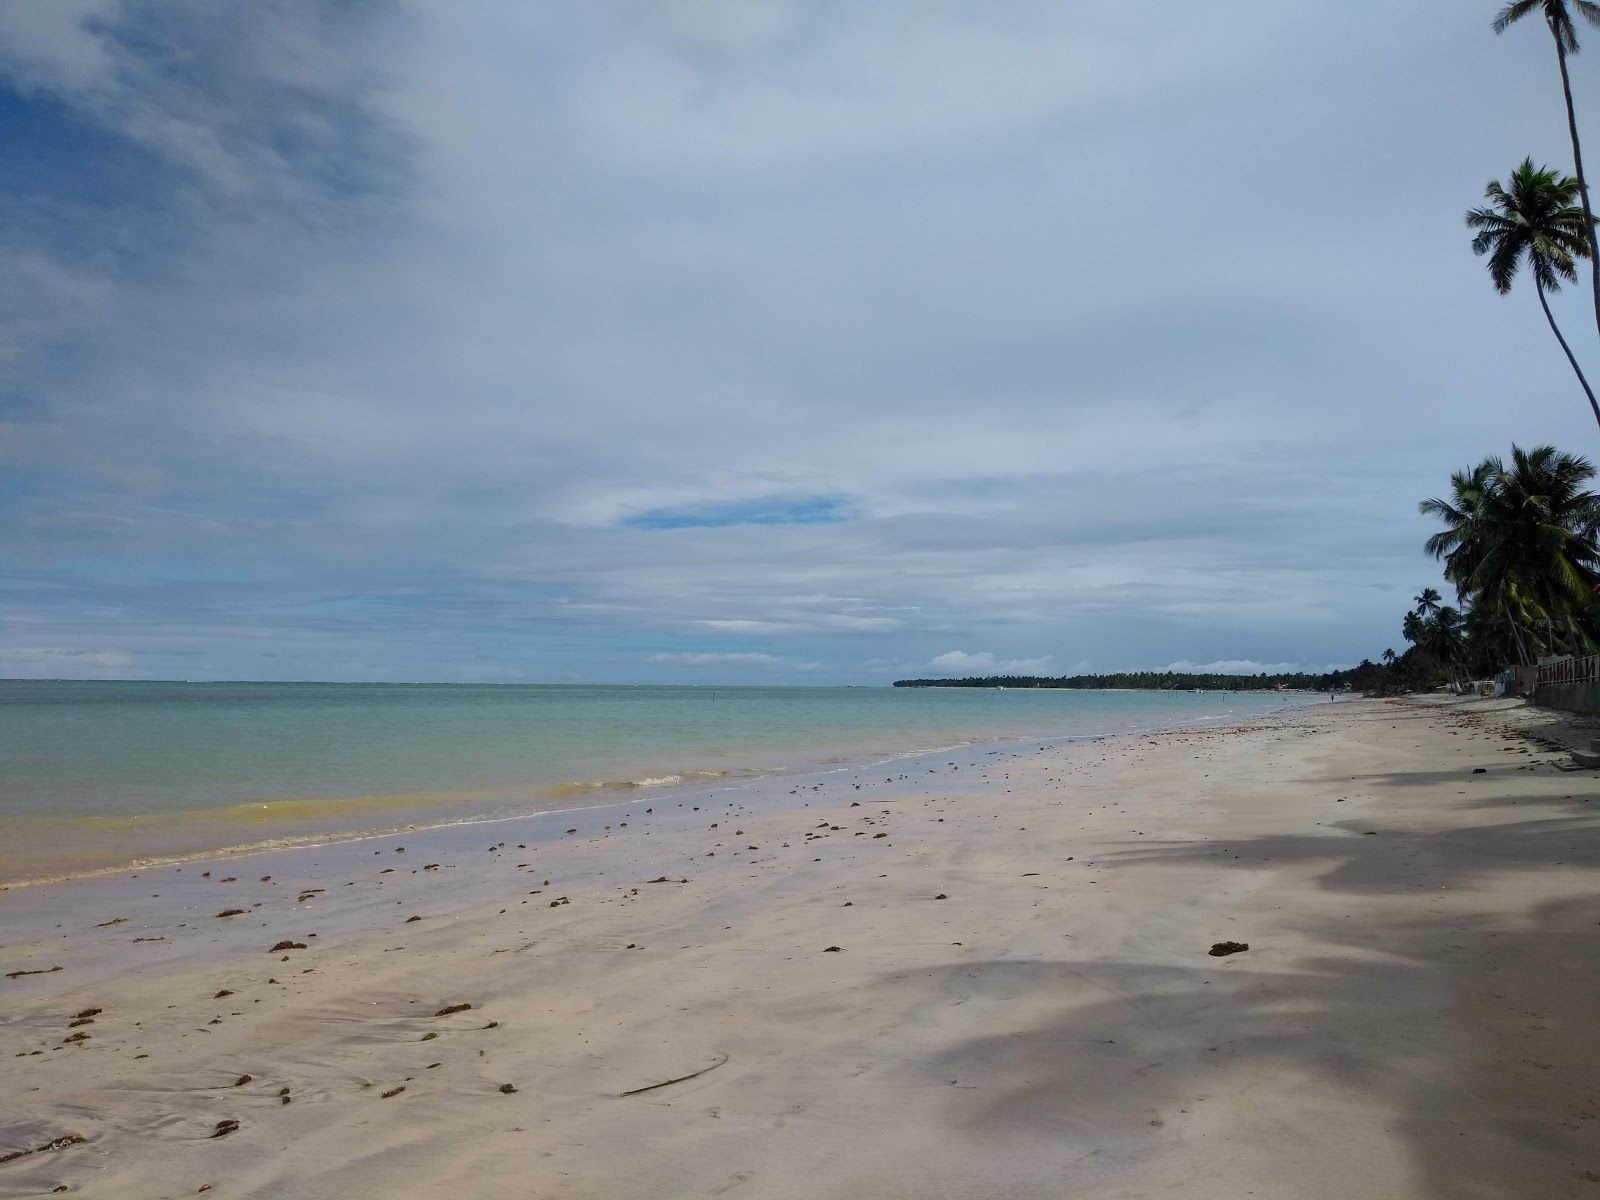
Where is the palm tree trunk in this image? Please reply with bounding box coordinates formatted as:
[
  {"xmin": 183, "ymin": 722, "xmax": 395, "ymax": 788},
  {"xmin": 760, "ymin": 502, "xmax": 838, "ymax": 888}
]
[
  {"xmin": 1535, "ymin": 275, "xmax": 1600, "ymax": 429},
  {"xmin": 1504, "ymin": 596, "xmax": 1533, "ymax": 665},
  {"xmin": 1551, "ymin": 34, "xmax": 1600, "ymax": 347}
]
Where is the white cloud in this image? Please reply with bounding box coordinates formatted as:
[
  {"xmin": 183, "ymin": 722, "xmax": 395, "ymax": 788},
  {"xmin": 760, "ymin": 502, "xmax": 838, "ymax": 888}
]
[{"xmin": 925, "ymin": 650, "xmax": 1054, "ymax": 676}]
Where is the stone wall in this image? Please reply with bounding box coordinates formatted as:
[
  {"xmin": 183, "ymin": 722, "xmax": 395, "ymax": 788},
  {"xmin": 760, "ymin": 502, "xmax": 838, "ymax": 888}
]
[{"xmin": 1531, "ymin": 681, "xmax": 1600, "ymax": 715}]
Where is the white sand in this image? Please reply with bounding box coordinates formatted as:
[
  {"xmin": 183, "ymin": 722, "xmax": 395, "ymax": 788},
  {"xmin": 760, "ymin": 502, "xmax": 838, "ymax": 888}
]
[{"xmin": 3, "ymin": 697, "xmax": 1597, "ymax": 1198}]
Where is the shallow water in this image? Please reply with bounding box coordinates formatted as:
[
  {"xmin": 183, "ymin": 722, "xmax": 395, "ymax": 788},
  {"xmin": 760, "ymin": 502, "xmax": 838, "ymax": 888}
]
[{"xmin": 0, "ymin": 681, "xmax": 1321, "ymax": 883}]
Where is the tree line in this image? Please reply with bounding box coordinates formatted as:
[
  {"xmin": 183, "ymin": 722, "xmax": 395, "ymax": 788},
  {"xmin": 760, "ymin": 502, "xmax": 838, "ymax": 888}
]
[{"xmin": 893, "ymin": 670, "xmax": 1371, "ymax": 693}]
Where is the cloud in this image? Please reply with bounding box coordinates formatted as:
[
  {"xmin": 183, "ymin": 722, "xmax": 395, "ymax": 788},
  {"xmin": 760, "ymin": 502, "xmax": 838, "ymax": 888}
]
[
  {"xmin": 0, "ymin": 647, "xmax": 133, "ymax": 677},
  {"xmin": 648, "ymin": 652, "xmax": 782, "ymax": 666},
  {"xmin": 0, "ymin": 0, "xmax": 1569, "ymax": 683},
  {"xmin": 924, "ymin": 650, "xmax": 1054, "ymax": 676}
]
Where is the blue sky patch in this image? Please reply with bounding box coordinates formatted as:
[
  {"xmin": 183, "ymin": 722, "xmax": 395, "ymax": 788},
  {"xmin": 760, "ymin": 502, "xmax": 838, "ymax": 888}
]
[{"xmin": 622, "ymin": 495, "xmax": 855, "ymax": 531}]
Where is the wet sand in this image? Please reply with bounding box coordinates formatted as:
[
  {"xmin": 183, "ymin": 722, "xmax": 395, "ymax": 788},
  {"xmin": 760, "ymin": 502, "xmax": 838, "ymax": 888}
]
[{"xmin": 2, "ymin": 697, "xmax": 1597, "ymax": 1198}]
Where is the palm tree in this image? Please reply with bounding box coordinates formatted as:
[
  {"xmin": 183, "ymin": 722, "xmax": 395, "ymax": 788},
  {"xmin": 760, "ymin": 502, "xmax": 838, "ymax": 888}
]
[
  {"xmin": 1413, "ymin": 587, "xmax": 1442, "ymax": 617},
  {"xmin": 1483, "ymin": 444, "xmax": 1600, "ymax": 649},
  {"xmin": 1422, "ymin": 445, "xmax": 1600, "ymax": 662},
  {"xmin": 1494, "ymin": 1, "xmax": 1600, "ymax": 344},
  {"xmin": 1382, "ymin": 647, "xmax": 1398, "ymax": 664},
  {"xmin": 1467, "ymin": 160, "xmax": 1600, "ymax": 429},
  {"xmin": 1422, "ymin": 461, "xmax": 1500, "ymax": 601},
  {"xmin": 1421, "ymin": 606, "xmax": 1468, "ymax": 690},
  {"xmin": 1402, "ymin": 610, "xmax": 1426, "ymax": 647}
]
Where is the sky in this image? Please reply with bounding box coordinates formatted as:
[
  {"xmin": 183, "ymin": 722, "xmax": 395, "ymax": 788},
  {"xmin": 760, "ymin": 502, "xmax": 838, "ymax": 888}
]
[{"xmin": 2, "ymin": 0, "xmax": 1598, "ymax": 685}]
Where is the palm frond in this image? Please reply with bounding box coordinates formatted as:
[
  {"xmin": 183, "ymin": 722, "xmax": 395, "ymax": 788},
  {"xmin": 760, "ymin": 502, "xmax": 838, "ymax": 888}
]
[{"xmin": 1493, "ymin": 0, "xmax": 1542, "ymax": 34}]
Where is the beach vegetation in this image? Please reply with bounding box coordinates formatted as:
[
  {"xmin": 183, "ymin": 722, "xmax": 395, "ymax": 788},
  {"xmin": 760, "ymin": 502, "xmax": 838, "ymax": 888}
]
[{"xmin": 1408, "ymin": 444, "xmax": 1600, "ymax": 679}]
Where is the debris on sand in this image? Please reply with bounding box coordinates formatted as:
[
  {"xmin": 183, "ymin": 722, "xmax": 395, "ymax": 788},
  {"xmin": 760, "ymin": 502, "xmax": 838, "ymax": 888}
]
[
  {"xmin": 0, "ymin": 1134, "xmax": 88, "ymax": 1165},
  {"xmin": 620, "ymin": 1053, "xmax": 729, "ymax": 1097},
  {"xmin": 1208, "ymin": 941, "xmax": 1249, "ymax": 957}
]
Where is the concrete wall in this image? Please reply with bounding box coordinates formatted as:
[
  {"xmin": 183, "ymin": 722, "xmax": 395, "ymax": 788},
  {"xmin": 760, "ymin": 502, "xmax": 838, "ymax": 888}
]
[{"xmin": 1532, "ymin": 681, "xmax": 1600, "ymax": 715}]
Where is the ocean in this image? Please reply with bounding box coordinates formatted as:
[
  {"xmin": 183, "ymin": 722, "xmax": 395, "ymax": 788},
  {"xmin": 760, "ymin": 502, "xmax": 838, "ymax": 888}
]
[{"xmin": 0, "ymin": 680, "xmax": 1321, "ymax": 885}]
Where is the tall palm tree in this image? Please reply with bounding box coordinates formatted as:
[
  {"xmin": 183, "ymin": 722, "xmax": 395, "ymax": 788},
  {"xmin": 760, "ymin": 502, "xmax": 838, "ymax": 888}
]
[
  {"xmin": 1382, "ymin": 647, "xmax": 1398, "ymax": 664},
  {"xmin": 1467, "ymin": 160, "xmax": 1600, "ymax": 429},
  {"xmin": 1494, "ymin": 1, "xmax": 1600, "ymax": 344},
  {"xmin": 1413, "ymin": 587, "xmax": 1442, "ymax": 617}
]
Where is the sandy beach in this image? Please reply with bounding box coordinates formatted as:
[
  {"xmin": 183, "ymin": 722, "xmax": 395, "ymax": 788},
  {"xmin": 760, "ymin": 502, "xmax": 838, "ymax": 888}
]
[{"xmin": 3, "ymin": 696, "xmax": 1598, "ymax": 1199}]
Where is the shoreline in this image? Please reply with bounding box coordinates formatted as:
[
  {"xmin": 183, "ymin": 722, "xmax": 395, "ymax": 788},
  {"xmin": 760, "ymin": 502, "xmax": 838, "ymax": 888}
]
[
  {"xmin": 0, "ymin": 694, "xmax": 1320, "ymax": 891},
  {"xmin": 5, "ymin": 696, "xmax": 1593, "ymax": 1198}
]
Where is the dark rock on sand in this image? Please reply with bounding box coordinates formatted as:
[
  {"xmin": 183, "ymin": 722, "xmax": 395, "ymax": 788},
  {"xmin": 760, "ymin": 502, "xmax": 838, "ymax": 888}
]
[{"xmin": 1208, "ymin": 941, "xmax": 1249, "ymax": 957}]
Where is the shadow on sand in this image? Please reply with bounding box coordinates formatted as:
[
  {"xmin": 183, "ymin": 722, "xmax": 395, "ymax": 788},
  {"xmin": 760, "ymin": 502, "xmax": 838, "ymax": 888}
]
[{"xmin": 890, "ymin": 704, "xmax": 1600, "ymax": 1197}]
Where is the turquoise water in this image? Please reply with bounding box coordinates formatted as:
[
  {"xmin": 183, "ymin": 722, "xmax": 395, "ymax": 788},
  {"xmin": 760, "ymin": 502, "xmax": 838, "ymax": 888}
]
[{"xmin": 0, "ymin": 681, "xmax": 1318, "ymax": 883}]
